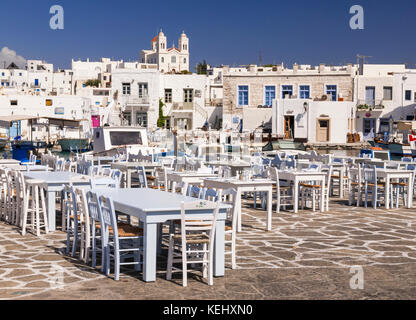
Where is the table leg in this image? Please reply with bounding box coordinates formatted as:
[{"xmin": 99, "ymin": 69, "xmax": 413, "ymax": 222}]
[
  {"xmin": 267, "ymin": 187, "xmax": 272, "ymax": 231},
  {"xmin": 143, "ymin": 222, "xmax": 157, "ymax": 282},
  {"xmin": 385, "ymin": 176, "xmax": 390, "ymax": 209},
  {"xmin": 214, "ymin": 219, "xmax": 225, "ymax": 277},
  {"xmin": 237, "ymin": 188, "xmax": 242, "ymax": 232},
  {"xmin": 127, "ymin": 170, "xmax": 132, "ymax": 189},
  {"xmin": 294, "ymin": 181, "xmax": 299, "ymax": 213},
  {"xmin": 47, "ymin": 190, "xmax": 56, "ymax": 232},
  {"xmin": 407, "ymin": 173, "xmax": 413, "ymax": 208}
]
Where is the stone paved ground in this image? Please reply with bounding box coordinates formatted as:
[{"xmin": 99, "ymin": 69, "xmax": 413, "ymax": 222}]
[{"xmin": 1, "ymin": 198, "xmax": 416, "ymax": 300}]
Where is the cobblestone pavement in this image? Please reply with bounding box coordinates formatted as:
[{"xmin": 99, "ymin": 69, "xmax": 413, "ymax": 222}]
[{"xmin": 1, "ymin": 198, "xmax": 416, "ymax": 300}]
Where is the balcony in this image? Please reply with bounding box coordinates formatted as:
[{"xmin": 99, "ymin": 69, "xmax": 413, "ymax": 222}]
[
  {"xmin": 126, "ymin": 96, "xmax": 150, "ymax": 106},
  {"xmin": 356, "ymin": 99, "xmax": 385, "ymax": 111},
  {"xmin": 172, "ymin": 102, "xmax": 194, "ymax": 111}
]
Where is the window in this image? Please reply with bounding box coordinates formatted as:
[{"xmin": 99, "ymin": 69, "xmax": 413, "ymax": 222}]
[
  {"xmin": 1, "ymin": 72, "xmax": 4, "ymax": 76},
  {"xmin": 379, "ymin": 118, "xmax": 390, "ymax": 133},
  {"xmin": 165, "ymin": 89, "xmax": 172, "ymax": 103},
  {"xmin": 326, "ymin": 85, "xmax": 338, "ymax": 101},
  {"xmin": 264, "ymin": 86, "xmax": 276, "ymax": 107},
  {"xmin": 10, "ymin": 100, "xmax": 18, "ymax": 106},
  {"xmin": 405, "ymin": 90, "xmax": 412, "ymax": 101},
  {"xmin": 110, "ymin": 131, "xmax": 142, "ymax": 146},
  {"xmin": 184, "ymin": 58, "xmax": 187, "ymax": 63},
  {"xmin": 383, "ymin": 87, "xmax": 393, "ymax": 100},
  {"xmin": 238, "ymin": 85, "xmax": 249, "ymax": 107},
  {"xmin": 299, "ymin": 85, "xmax": 310, "ymax": 99},
  {"xmin": 136, "ymin": 112, "xmax": 148, "ymax": 128},
  {"xmin": 161, "ymin": 57, "xmax": 164, "ymax": 63},
  {"xmin": 281, "ymin": 85, "xmax": 293, "ymax": 99},
  {"xmin": 171, "ymin": 56, "xmax": 176, "ymax": 63},
  {"xmin": 46, "ymin": 99, "xmax": 53, "ymax": 106},
  {"xmin": 138, "ymin": 83, "xmax": 148, "ymax": 98},
  {"xmin": 122, "ymin": 83, "xmax": 131, "ymax": 95},
  {"xmin": 184, "ymin": 89, "xmax": 193, "ymax": 103}
]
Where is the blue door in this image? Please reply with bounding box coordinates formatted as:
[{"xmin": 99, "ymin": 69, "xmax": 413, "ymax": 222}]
[
  {"xmin": 34, "ymin": 79, "xmax": 39, "ymax": 86},
  {"xmin": 7, "ymin": 121, "xmax": 21, "ymax": 138}
]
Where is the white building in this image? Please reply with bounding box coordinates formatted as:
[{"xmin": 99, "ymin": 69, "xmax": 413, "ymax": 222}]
[
  {"xmin": 272, "ymin": 99, "xmax": 355, "ymax": 144},
  {"xmin": 140, "ymin": 30, "xmax": 190, "ymax": 73},
  {"xmin": 355, "ymin": 64, "xmax": 416, "ymax": 140}
]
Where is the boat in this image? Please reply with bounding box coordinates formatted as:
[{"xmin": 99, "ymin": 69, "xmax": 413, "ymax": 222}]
[
  {"xmin": 57, "ymin": 138, "xmax": 91, "ymax": 152},
  {"xmin": 92, "ymin": 126, "xmax": 166, "ymax": 156},
  {"xmin": 262, "ymin": 140, "xmax": 306, "ymax": 152},
  {"xmin": 359, "ymin": 147, "xmax": 391, "ymax": 161}
]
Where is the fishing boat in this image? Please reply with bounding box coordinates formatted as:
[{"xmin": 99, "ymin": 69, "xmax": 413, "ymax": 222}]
[
  {"xmin": 57, "ymin": 138, "xmax": 91, "ymax": 152},
  {"xmin": 359, "ymin": 147, "xmax": 391, "ymax": 161}
]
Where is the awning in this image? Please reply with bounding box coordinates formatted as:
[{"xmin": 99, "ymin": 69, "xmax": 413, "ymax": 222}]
[{"xmin": 0, "ymin": 115, "xmax": 39, "ymax": 128}]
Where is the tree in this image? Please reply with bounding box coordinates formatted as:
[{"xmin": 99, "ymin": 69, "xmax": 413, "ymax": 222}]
[
  {"xmin": 196, "ymin": 60, "xmax": 208, "ymax": 75},
  {"xmin": 84, "ymin": 79, "xmax": 100, "ymax": 87},
  {"xmin": 157, "ymin": 99, "xmax": 169, "ymax": 128}
]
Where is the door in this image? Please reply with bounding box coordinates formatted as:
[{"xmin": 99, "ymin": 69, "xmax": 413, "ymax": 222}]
[
  {"xmin": 317, "ymin": 119, "xmax": 330, "ymax": 142},
  {"xmin": 284, "ymin": 116, "xmax": 294, "ymax": 139},
  {"xmin": 183, "ymin": 89, "xmax": 194, "ymax": 110},
  {"xmin": 136, "ymin": 112, "xmax": 148, "ymax": 128},
  {"xmin": 365, "ymin": 86, "xmax": 375, "ymax": 106},
  {"xmin": 363, "ymin": 118, "xmax": 376, "ymax": 139},
  {"xmin": 91, "ymin": 115, "xmax": 100, "ymax": 128}
]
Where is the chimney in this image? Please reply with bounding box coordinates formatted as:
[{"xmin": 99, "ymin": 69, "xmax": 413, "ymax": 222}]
[
  {"xmin": 293, "ymin": 63, "xmax": 298, "ymax": 73},
  {"xmin": 346, "ymin": 63, "xmax": 353, "ymax": 73},
  {"xmin": 319, "ymin": 64, "xmax": 325, "ymax": 73}
]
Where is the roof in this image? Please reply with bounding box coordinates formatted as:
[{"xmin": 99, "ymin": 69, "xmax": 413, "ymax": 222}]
[
  {"xmin": 0, "ymin": 115, "xmax": 39, "ymax": 128},
  {"xmin": 0, "ymin": 115, "xmax": 88, "ymax": 128},
  {"xmin": 152, "ymin": 36, "xmax": 158, "ymax": 42}
]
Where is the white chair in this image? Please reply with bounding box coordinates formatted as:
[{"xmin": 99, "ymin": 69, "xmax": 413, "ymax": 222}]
[
  {"xmin": 300, "ymin": 165, "xmax": 333, "ymax": 212},
  {"xmin": 363, "ymin": 166, "xmax": 385, "ymax": 209},
  {"xmin": 166, "ymin": 201, "xmax": 220, "ymax": 287},
  {"xmin": 99, "ymin": 195, "xmax": 143, "ymax": 281},
  {"xmin": 268, "ymin": 167, "xmax": 294, "ymax": 213},
  {"xmin": 21, "ymin": 179, "xmax": 49, "ymax": 236},
  {"xmin": 222, "ymin": 188, "xmax": 239, "ymax": 269}
]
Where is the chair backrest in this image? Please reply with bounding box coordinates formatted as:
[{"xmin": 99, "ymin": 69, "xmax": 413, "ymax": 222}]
[
  {"xmin": 251, "ymin": 165, "xmax": 264, "ymax": 178},
  {"xmin": 74, "ymin": 187, "xmax": 89, "ymax": 224},
  {"xmin": 86, "ymin": 191, "xmax": 101, "ymax": 224},
  {"xmin": 363, "ymin": 165, "xmax": 377, "ymax": 184},
  {"xmin": 155, "ymin": 167, "xmax": 168, "ymax": 189},
  {"xmin": 402, "ymin": 157, "xmax": 412, "ymax": 162},
  {"xmin": 136, "ymin": 166, "xmax": 148, "ymax": 188},
  {"xmin": 308, "ymin": 163, "xmax": 321, "ymax": 171},
  {"xmin": 187, "ymin": 185, "xmax": 204, "ymax": 199},
  {"xmin": 98, "ymin": 195, "xmax": 119, "ymax": 242},
  {"xmin": 180, "ymin": 200, "xmax": 220, "ymax": 248},
  {"xmin": 204, "ymin": 188, "xmax": 222, "ymax": 202},
  {"xmin": 171, "ymin": 181, "xmax": 187, "ymax": 195},
  {"xmin": 219, "ymin": 166, "xmax": 231, "ymax": 178},
  {"xmin": 111, "ymin": 169, "xmax": 122, "ymax": 188}
]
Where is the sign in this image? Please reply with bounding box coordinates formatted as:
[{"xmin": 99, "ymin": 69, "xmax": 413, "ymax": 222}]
[{"xmin": 54, "ymin": 107, "xmax": 64, "ymax": 115}]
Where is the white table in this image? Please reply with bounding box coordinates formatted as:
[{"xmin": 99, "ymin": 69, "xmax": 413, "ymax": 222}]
[
  {"xmin": 203, "ymin": 178, "xmax": 274, "ymax": 232},
  {"xmin": 278, "ymin": 170, "xmax": 327, "ymax": 213},
  {"xmin": 24, "ymin": 172, "xmax": 91, "ymax": 231},
  {"xmin": 0, "ymin": 159, "xmax": 20, "ymax": 165},
  {"xmin": 167, "ymin": 171, "xmax": 218, "ymax": 191},
  {"xmin": 2, "ymin": 164, "xmax": 49, "ymax": 171},
  {"xmin": 350, "ymin": 168, "xmax": 414, "ymax": 209},
  {"xmin": 111, "ymin": 162, "xmax": 161, "ymax": 188},
  {"xmin": 205, "ymin": 161, "xmax": 251, "ymax": 176},
  {"xmin": 93, "ymin": 188, "xmax": 229, "ymax": 282}
]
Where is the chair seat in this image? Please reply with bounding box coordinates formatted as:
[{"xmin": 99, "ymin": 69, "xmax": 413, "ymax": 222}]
[
  {"xmin": 391, "ymin": 182, "xmax": 408, "ymax": 186},
  {"xmin": 225, "ymin": 225, "xmax": 233, "ymax": 231},
  {"xmin": 173, "ymin": 233, "xmax": 210, "ymax": 244},
  {"xmin": 367, "ymin": 182, "xmax": 385, "ymax": 187},
  {"xmin": 147, "ymin": 176, "xmax": 156, "ymax": 181},
  {"xmin": 300, "ymin": 183, "xmax": 321, "ymax": 189},
  {"xmin": 97, "ymin": 223, "xmax": 143, "ymax": 237}
]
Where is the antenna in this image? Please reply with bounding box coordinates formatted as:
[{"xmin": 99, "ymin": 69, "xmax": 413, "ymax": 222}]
[{"xmin": 259, "ymin": 51, "xmax": 263, "ymax": 66}]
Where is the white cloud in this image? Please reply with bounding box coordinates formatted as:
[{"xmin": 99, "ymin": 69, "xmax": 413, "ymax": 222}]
[{"xmin": 0, "ymin": 47, "xmax": 26, "ymax": 69}]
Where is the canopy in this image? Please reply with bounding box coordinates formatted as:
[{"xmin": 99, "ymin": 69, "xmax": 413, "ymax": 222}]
[{"xmin": 0, "ymin": 115, "xmax": 39, "ymax": 128}]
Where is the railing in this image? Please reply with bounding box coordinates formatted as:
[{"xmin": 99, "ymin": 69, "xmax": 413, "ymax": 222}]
[
  {"xmin": 126, "ymin": 96, "xmax": 150, "ymax": 105},
  {"xmin": 356, "ymin": 99, "xmax": 385, "ymax": 109}
]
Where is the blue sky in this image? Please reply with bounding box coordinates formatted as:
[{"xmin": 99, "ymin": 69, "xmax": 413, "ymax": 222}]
[{"xmin": 0, "ymin": 0, "xmax": 415, "ymax": 70}]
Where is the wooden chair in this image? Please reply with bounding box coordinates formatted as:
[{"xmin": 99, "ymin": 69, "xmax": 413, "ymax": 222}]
[
  {"xmin": 99, "ymin": 195, "xmax": 143, "ymax": 281},
  {"xmin": 166, "ymin": 201, "xmax": 220, "ymax": 287},
  {"xmin": 268, "ymin": 167, "xmax": 294, "ymax": 213}
]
